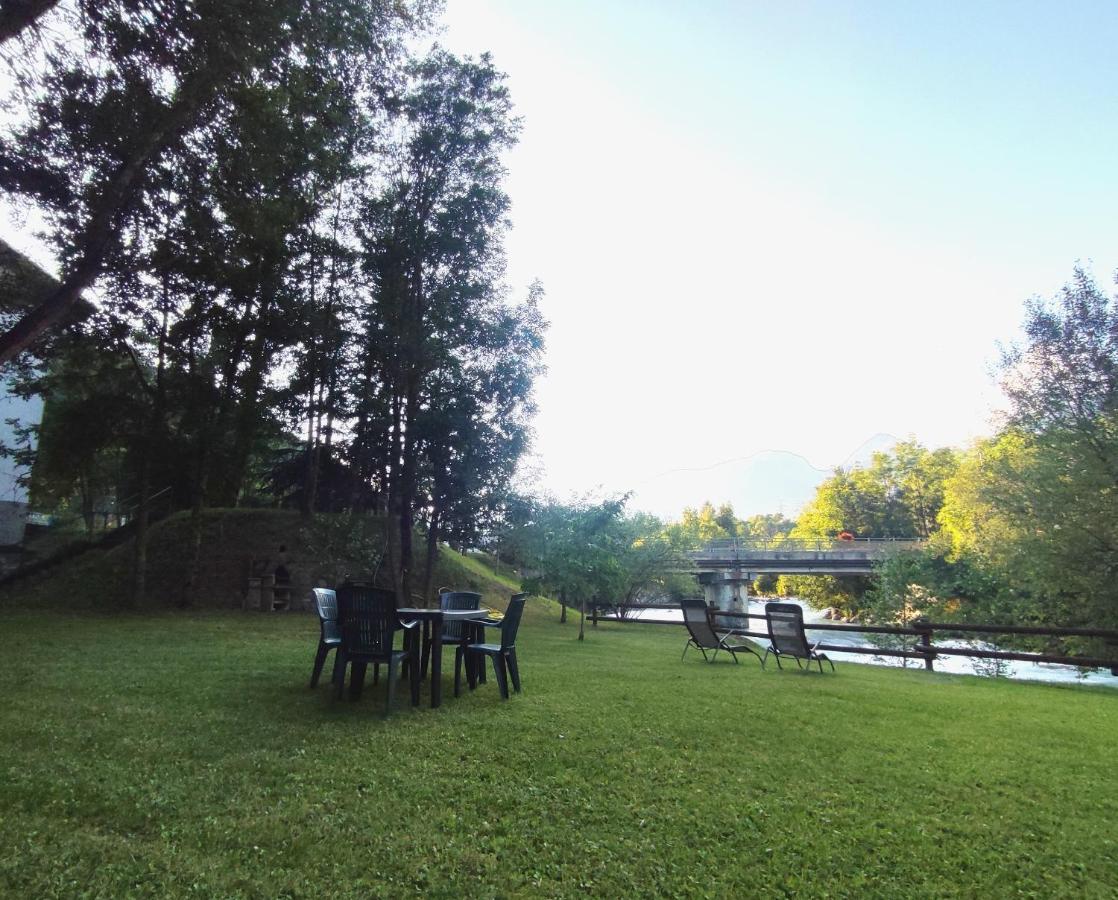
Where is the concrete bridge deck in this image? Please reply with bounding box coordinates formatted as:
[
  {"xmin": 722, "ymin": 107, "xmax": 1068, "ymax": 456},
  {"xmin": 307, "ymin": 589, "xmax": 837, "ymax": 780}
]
[{"xmin": 689, "ymin": 538, "xmax": 923, "ymax": 576}]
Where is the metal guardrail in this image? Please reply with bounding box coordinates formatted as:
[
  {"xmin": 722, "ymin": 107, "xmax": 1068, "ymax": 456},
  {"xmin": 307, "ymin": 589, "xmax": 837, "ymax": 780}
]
[{"xmin": 695, "ymin": 538, "xmax": 925, "ymax": 555}]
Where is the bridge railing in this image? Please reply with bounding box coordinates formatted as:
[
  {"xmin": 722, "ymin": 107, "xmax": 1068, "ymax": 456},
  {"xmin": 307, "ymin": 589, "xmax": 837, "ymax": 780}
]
[{"xmin": 694, "ymin": 538, "xmax": 925, "ymax": 556}]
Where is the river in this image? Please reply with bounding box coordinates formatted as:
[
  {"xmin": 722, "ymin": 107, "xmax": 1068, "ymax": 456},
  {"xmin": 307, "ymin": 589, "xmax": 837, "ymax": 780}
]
[{"xmin": 616, "ymin": 599, "xmax": 1118, "ymax": 689}]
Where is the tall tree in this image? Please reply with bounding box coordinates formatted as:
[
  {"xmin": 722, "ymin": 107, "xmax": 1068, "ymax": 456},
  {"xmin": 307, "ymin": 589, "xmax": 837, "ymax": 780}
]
[
  {"xmin": 356, "ymin": 49, "xmax": 521, "ymax": 603},
  {"xmin": 886, "ymin": 269, "xmax": 1118, "ymax": 631}
]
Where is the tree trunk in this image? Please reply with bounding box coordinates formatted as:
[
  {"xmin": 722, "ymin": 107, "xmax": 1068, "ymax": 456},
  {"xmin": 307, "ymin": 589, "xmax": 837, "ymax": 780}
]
[
  {"xmin": 385, "ymin": 391, "xmax": 405, "ymax": 601},
  {"xmin": 131, "ymin": 449, "xmax": 152, "ymax": 608},
  {"xmin": 181, "ymin": 419, "xmax": 210, "ymax": 607},
  {"xmin": 131, "ymin": 269, "xmax": 171, "ymax": 608},
  {"xmin": 79, "ymin": 473, "xmax": 94, "ymax": 538},
  {"xmin": 221, "ymin": 307, "xmax": 275, "ymax": 506},
  {"xmin": 301, "ymin": 231, "xmax": 320, "ymax": 516},
  {"xmin": 559, "ymin": 589, "xmax": 567, "ymax": 624},
  {"xmin": 395, "ymin": 374, "xmax": 420, "ymax": 603},
  {"xmin": 302, "ymin": 377, "xmax": 318, "ymax": 516},
  {"xmin": 422, "ymin": 509, "xmax": 440, "ymax": 603},
  {"xmin": 578, "ymin": 597, "xmax": 586, "ymax": 641}
]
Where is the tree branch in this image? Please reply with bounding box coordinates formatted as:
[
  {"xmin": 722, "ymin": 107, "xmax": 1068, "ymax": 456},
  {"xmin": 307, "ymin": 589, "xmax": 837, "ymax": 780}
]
[
  {"xmin": 0, "ymin": 74, "xmax": 211, "ymax": 364},
  {"xmin": 0, "ymin": 0, "xmax": 60, "ymax": 45}
]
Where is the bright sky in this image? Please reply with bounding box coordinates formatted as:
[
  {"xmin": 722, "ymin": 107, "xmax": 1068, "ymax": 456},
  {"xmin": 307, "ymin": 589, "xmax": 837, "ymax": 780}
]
[{"xmin": 440, "ymin": 1, "xmax": 1118, "ymax": 515}]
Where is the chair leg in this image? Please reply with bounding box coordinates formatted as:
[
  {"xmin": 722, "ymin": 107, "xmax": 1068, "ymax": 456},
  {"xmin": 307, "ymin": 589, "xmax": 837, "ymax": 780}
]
[
  {"xmin": 492, "ymin": 654, "xmax": 510, "ymax": 699},
  {"xmin": 506, "ymin": 649, "xmax": 521, "ymax": 693},
  {"xmin": 467, "ymin": 650, "xmax": 478, "ymax": 690},
  {"xmin": 454, "ymin": 646, "xmax": 464, "ymax": 697},
  {"xmin": 334, "ymin": 652, "xmax": 348, "ymax": 699},
  {"xmin": 762, "ymin": 647, "xmax": 770, "ymax": 669},
  {"xmin": 349, "ymin": 661, "xmax": 368, "ymax": 700},
  {"xmin": 385, "ymin": 657, "xmax": 397, "ymax": 717},
  {"xmin": 420, "ymin": 635, "xmax": 431, "ymax": 684},
  {"xmin": 373, "ymin": 662, "xmax": 380, "ymax": 685},
  {"xmin": 409, "ymin": 644, "xmax": 421, "ymax": 707},
  {"xmin": 682, "ymin": 639, "xmax": 692, "ymax": 661},
  {"xmin": 774, "ymin": 653, "xmax": 783, "ymax": 670},
  {"xmin": 310, "ymin": 643, "xmax": 329, "ymax": 688}
]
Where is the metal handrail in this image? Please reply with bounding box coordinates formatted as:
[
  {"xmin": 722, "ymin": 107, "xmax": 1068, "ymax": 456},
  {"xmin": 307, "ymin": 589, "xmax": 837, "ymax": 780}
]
[{"xmin": 696, "ymin": 538, "xmax": 924, "ymax": 551}]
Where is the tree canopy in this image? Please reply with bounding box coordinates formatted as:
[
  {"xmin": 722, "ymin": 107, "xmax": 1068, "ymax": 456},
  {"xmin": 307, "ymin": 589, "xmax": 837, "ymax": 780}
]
[{"xmin": 0, "ymin": 3, "xmax": 546, "ymax": 608}]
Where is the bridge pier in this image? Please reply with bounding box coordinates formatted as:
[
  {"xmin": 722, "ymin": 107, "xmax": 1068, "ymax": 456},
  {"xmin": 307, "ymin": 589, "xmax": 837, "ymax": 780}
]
[{"xmin": 698, "ymin": 569, "xmax": 754, "ymax": 629}]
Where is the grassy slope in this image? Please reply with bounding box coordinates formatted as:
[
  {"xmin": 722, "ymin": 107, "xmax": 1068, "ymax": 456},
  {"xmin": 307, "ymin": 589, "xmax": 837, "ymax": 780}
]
[
  {"xmin": 0, "ymin": 601, "xmax": 1114, "ymax": 897},
  {"xmin": 0, "ymin": 510, "xmax": 526, "ymax": 611}
]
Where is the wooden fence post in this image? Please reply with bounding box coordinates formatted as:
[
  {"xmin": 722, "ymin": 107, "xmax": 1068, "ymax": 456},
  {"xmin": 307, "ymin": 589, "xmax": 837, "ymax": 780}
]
[{"xmin": 913, "ymin": 618, "xmax": 935, "ymax": 671}]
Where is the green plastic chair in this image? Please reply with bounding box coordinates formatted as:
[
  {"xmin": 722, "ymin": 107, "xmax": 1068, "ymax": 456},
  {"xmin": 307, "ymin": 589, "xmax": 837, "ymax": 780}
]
[
  {"xmin": 335, "ymin": 584, "xmax": 420, "ymax": 713},
  {"xmin": 309, "ymin": 588, "xmax": 342, "ymax": 688},
  {"xmin": 457, "ymin": 594, "xmax": 526, "ymax": 699},
  {"xmin": 421, "ymin": 590, "xmax": 482, "ymax": 679}
]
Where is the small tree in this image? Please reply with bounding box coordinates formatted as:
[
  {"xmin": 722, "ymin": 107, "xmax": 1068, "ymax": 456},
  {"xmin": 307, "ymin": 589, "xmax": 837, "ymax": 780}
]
[{"xmin": 519, "ymin": 496, "xmax": 628, "ymax": 640}]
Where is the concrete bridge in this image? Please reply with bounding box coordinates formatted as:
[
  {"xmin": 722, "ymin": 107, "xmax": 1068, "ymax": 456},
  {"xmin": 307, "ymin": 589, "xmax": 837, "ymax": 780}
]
[
  {"xmin": 689, "ymin": 538, "xmax": 924, "ymax": 576},
  {"xmin": 689, "ymin": 538, "xmax": 924, "ymax": 616}
]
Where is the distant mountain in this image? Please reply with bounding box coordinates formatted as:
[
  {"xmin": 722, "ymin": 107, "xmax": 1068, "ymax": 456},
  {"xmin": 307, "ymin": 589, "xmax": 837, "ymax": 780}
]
[
  {"xmin": 841, "ymin": 432, "xmax": 903, "ymax": 469},
  {"xmin": 630, "ymin": 434, "xmax": 904, "ymax": 520}
]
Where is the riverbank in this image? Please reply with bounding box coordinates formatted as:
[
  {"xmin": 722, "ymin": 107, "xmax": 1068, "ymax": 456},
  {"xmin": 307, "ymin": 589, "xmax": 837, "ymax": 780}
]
[{"xmin": 616, "ymin": 599, "xmax": 1118, "ymax": 688}]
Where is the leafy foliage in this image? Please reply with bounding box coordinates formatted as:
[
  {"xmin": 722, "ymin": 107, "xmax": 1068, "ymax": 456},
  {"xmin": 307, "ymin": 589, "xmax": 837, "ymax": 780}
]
[
  {"xmin": 863, "ymin": 270, "xmax": 1118, "ymax": 632},
  {"xmin": 780, "ymin": 440, "xmax": 959, "ymax": 614},
  {"xmin": 0, "ymin": 9, "xmax": 547, "ymax": 607}
]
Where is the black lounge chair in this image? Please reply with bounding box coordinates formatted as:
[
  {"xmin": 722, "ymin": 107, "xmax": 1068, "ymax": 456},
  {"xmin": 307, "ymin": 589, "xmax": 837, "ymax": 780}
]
[
  {"xmin": 309, "ymin": 588, "xmax": 342, "ymax": 688},
  {"xmin": 680, "ymin": 596, "xmax": 763, "ymax": 664},
  {"xmin": 763, "ymin": 602, "xmax": 835, "ymax": 673}
]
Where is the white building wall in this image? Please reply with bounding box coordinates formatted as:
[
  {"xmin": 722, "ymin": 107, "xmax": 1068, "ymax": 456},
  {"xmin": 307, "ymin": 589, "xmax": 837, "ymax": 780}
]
[{"xmin": 0, "ymin": 379, "xmax": 42, "ymax": 544}]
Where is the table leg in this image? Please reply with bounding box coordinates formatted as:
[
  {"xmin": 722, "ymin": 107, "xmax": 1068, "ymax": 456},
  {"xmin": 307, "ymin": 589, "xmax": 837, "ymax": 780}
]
[
  {"xmin": 407, "ymin": 628, "xmax": 420, "ymax": 707},
  {"xmin": 431, "ymin": 619, "xmax": 438, "ymax": 680},
  {"xmin": 420, "ymin": 618, "xmax": 432, "ymax": 681},
  {"xmin": 399, "ymin": 627, "xmax": 414, "ymax": 702},
  {"xmin": 476, "ymin": 620, "xmax": 487, "ymax": 685}
]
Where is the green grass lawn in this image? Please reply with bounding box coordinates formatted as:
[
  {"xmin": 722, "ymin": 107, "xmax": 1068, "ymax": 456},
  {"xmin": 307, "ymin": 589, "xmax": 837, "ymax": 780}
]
[{"xmin": 0, "ymin": 606, "xmax": 1115, "ymax": 898}]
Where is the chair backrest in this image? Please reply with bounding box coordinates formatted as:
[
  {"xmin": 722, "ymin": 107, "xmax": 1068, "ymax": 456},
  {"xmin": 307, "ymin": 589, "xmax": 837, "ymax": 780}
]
[
  {"xmin": 680, "ymin": 596, "xmax": 720, "ymax": 649},
  {"xmin": 499, "ymin": 594, "xmax": 527, "ymax": 650},
  {"xmin": 440, "ymin": 590, "xmax": 481, "ymax": 639},
  {"xmin": 337, "ymin": 583, "xmax": 399, "ymax": 657},
  {"xmin": 312, "ymin": 588, "xmax": 340, "ymax": 642},
  {"xmin": 765, "ymin": 602, "xmax": 811, "ymax": 657}
]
